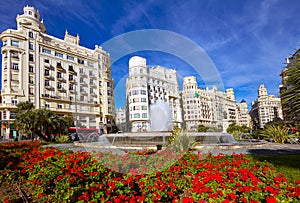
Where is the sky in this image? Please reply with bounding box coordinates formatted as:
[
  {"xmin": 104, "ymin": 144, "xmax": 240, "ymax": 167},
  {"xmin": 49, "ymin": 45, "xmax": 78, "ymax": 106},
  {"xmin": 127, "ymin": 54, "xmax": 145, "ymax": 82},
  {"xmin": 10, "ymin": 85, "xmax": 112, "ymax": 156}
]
[{"xmin": 0, "ymin": 0, "xmax": 299, "ymax": 109}]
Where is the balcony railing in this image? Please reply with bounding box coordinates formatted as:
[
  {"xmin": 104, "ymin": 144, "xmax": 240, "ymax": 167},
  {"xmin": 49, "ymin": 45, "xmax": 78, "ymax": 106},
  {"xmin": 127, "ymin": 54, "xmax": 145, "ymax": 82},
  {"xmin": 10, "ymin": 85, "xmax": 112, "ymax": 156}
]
[{"xmin": 44, "ymin": 62, "xmax": 51, "ymax": 69}]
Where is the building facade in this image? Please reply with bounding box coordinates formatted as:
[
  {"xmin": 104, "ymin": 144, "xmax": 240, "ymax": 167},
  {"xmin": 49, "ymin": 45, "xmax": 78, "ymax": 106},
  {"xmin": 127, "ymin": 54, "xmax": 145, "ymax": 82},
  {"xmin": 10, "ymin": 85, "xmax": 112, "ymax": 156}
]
[
  {"xmin": 115, "ymin": 108, "xmax": 127, "ymax": 132},
  {"xmin": 181, "ymin": 76, "xmax": 212, "ymax": 131},
  {"xmin": 250, "ymin": 84, "xmax": 283, "ymax": 129},
  {"xmin": 0, "ymin": 6, "xmax": 114, "ymax": 138},
  {"xmin": 236, "ymin": 100, "xmax": 251, "ymax": 127},
  {"xmin": 280, "ymin": 49, "xmax": 300, "ymax": 126},
  {"xmin": 126, "ymin": 56, "xmax": 182, "ymax": 132},
  {"xmin": 182, "ymin": 76, "xmax": 250, "ymax": 131}
]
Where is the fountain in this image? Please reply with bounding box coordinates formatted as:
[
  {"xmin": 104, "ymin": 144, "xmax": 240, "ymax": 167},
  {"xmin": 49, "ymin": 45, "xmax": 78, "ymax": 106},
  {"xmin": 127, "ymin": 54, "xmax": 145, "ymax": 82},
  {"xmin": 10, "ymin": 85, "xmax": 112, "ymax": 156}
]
[{"xmin": 149, "ymin": 98, "xmax": 173, "ymax": 131}]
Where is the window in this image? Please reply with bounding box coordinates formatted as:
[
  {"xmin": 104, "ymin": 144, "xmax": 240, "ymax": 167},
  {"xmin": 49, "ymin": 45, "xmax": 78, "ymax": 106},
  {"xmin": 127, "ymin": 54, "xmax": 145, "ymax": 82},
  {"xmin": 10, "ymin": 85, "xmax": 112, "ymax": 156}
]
[
  {"xmin": 29, "ymin": 32, "xmax": 33, "ymax": 38},
  {"xmin": 107, "ymin": 82, "xmax": 111, "ymax": 87},
  {"xmin": 29, "ymin": 54, "xmax": 34, "ymax": 62},
  {"xmin": 55, "ymin": 52, "xmax": 63, "ymax": 58},
  {"xmin": 69, "ymin": 85, "xmax": 74, "ymax": 90},
  {"xmin": 42, "ymin": 48, "xmax": 51, "ymax": 55},
  {"xmin": 58, "ymin": 103, "xmax": 62, "ymax": 109},
  {"xmin": 78, "ymin": 59, "xmax": 84, "ymax": 64},
  {"xmin": 133, "ymin": 106, "xmax": 140, "ymax": 110},
  {"xmin": 142, "ymin": 113, "xmax": 147, "ymax": 118},
  {"xmin": 29, "ymin": 88, "xmax": 34, "ymax": 95},
  {"xmin": 28, "ymin": 11, "xmax": 32, "ymax": 15},
  {"xmin": 69, "ymin": 75, "xmax": 73, "ymax": 81},
  {"xmin": 29, "ymin": 43, "xmax": 34, "ymax": 50},
  {"xmin": 134, "ymin": 113, "xmax": 140, "ymax": 118},
  {"xmin": 44, "ymin": 70, "xmax": 50, "ymax": 76},
  {"xmin": 11, "ymin": 40, "xmax": 19, "ymax": 47},
  {"xmin": 29, "ymin": 65, "xmax": 34, "ymax": 72},
  {"xmin": 57, "ymin": 83, "xmax": 62, "ymax": 89},
  {"xmin": 12, "ymin": 63, "xmax": 19, "ymax": 70},
  {"xmin": 10, "ymin": 111, "xmax": 16, "ymax": 119},
  {"xmin": 133, "ymin": 98, "xmax": 139, "ymax": 103},
  {"xmin": 3, "ymin": 41, "xmax": 7, "ymax": 46},
  {"xmin": 90, "ymin": 88, "xmax": 94, "ymax": 94},
  {"xmin": 141, "ymin": 90, "xmax": 146, "ymax": 95},
  {"xmin": 12, "ymin": 99, "xmax": 18, "ymax": 106},
  {"xmin": 142, "ymin": 106, "xmax": 147, "ymax": 110},
  {"xmin": 11, "ymin": 52, "xmax": 18, "ymax": 58},
  {"xmin": 57, "ymin": 72, "xmax": 62, "ymax": 78},
  {"xmin": 79, "ymin": 68, "xmax": 83, "ymax": 73},
  {"xmin": 45, "ymin": 80, "xmax": 50, "ymax": 86},
  {"xmin": 141, "ymin": 98, "xmax": 146, "ymax": 102},
  {"xmin": 87, "ymin": 61, "xmax": 94, "ymax": 67},
  {"xmin": 67, "ymin": 55, "xmax": 74, "ymax": 61},
  {"xmin": 29, "ymin": 76, "xmax": 34, "ymax": 84},
  {"xmin": 45, "ymin": 102, "xmax": 50, "ymax": 108},
  {"xmin": 80, "ymin": 77, "xmax": 84, "ymax": 83}
]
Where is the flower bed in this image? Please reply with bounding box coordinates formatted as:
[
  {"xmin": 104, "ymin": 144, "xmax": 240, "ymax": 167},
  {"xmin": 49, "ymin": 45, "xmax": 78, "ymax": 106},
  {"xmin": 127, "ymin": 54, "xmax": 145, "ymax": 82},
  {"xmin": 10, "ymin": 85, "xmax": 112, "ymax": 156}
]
[{"xmin": 0, "ymin": 141, "xmax": 300, "ymax": 202}]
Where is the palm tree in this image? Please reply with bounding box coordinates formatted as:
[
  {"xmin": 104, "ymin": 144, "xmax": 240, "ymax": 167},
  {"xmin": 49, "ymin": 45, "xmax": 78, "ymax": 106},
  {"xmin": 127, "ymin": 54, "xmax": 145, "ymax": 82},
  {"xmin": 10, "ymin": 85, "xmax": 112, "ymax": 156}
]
[
  {"xmin": 14, "ymin": 102, "xmax": 35, "ymax": 138},
  {"xmin": 281, "ymin": 60, "xmax": 300, "ymax": 127}
]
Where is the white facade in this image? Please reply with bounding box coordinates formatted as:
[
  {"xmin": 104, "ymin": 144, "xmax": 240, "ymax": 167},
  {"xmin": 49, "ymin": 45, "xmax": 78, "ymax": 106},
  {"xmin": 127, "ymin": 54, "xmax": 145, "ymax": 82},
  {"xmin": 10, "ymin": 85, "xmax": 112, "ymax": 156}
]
[
  {"xmin": 182, "ymin": 76, "xmax": 250, "ymax": 131},
  {"xmin": 115, "ymin": 108, "xmax": 127, "ymax": 132},
  {"xmin": 0, "ymin": 6, "xmax": 115, "ymax": 138},
  {"xmin": 126, "ymin": 56, "xmax": 182, "ymax": 132},
  {"xmin": 236, "ymin": 100, "xmax": 251, "ymax": 127},
  {"xmin": 250, "ymin": 84, "xmax": 283, "ymax": 129}
]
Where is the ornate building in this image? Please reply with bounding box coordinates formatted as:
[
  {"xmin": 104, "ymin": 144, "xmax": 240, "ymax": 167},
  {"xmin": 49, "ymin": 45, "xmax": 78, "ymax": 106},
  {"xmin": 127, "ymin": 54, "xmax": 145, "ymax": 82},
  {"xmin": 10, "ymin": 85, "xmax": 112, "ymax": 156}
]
[
  {"xmin": 182, "ymin": 76, "xmax": 250, "ymax": 131},
  {"xmin": 250, "ymin": 84, "xmax": 283, "ymax": 129},
  {"xmin": 126, "ymin": 56, "xmax": 182, "ymax": 132},
  {"xmin": 0, "ymin": 6, "xmax": 114, "ymax": 138}
]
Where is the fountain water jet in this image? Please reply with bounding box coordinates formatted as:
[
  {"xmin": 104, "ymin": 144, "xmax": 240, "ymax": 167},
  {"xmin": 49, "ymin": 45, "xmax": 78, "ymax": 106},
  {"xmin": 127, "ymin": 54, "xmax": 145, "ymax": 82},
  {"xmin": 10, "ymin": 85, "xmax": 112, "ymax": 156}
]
[{"xmin": 149, "ymin": 99, "xmax": 173, "ymax": 131}]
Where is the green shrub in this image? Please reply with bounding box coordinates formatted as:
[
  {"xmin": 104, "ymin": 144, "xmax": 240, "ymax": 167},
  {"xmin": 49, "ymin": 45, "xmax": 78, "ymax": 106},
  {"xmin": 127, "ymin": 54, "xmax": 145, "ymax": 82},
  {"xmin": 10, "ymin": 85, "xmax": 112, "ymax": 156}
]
[
  {"xmin": 260, "ymin": 124, "xmax": 295, "ymax": 143},
  {"xmin": 167, "ymin": 128, "xmax": 196, "ymax": 151},
  {"xmin": 55, "ymin": 135, "xmax": 70, "ymax": 143}
]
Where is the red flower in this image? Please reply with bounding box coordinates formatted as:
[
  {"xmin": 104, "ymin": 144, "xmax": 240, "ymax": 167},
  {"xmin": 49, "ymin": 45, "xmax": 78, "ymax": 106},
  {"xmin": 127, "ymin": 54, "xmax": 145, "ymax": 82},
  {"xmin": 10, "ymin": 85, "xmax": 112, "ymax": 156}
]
[
  {"xmin": 78, "ymin": 192, "xmax": 89, "ymax": 201},
  {"xmin": 266, "ymin": 196, "xmax": 276, "ymax": 203},
  {"xmin": 182, "ymin": 196, "xmax": 194, "ymax": 203},
  {"xmin": 227, "ymin": 193, "xmax": 237, "ymax": 200},
  {"xmin": 4, "ymin": 199, "xmax": 9, "ymax": 203}
]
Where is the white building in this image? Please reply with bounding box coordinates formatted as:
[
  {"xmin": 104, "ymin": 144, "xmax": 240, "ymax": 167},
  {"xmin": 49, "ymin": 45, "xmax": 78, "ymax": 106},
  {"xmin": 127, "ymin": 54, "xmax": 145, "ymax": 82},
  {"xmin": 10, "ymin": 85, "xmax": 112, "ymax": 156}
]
[
  {"xmin": 250, "ymin": 84, "xmax": 283, "ymax": 129},
  {"xmin": 181, "ymin": 76, "xmax": 212, "ymax": 131},
  {"xmin": 126, "ymin": 56, "xmax": 182, "ymax": 132},
  {"xmin": 182, "ymin": 76, "xmax": 250, "ymax": 131},
  {"xmin": 115, "ymin": 108, "xmax": 127, "ymax": 132},
  {"xmin": 236, "ymin": 100, "xmax": 251, "ymax": 127},
  {"xmin": 0, "ymin": 6, "xmax": 115, "ymax": 138}
]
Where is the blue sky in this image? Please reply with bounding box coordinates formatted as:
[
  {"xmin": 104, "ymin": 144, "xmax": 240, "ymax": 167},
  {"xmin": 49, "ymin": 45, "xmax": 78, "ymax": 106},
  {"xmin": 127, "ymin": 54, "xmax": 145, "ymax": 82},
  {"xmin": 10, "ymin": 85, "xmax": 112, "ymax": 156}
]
[{"xmin": 0, "ymin": 0, "xmax": 299, "ymax": 109}]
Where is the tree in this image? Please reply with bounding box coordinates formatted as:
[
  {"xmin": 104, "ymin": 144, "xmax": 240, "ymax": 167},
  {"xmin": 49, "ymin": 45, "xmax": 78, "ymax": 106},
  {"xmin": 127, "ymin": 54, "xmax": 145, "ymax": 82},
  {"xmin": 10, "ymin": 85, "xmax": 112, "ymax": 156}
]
[
  {"xmin": 14, "ymin": 102, "xmax": 73, "ymax": 141},
  {"xmin": 14, "ymin": 102, "xmax": 35, "ymax": 136},
  {"xmin": 281, "ymin": 61, "xmax": 300, "ymax": 127}
]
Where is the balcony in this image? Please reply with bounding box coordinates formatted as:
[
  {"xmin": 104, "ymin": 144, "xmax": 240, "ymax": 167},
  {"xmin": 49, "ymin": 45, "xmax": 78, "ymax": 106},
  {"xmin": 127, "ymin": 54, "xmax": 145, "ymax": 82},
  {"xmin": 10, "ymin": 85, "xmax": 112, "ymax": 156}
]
[
  {"xmin": 89, "ymin": 72, "xmax": 97, "ymax": 79},
  {"xmin": 81, "ymin": 91, "xmax": 88, "ymax": 96},
  {"xmin": 57, "ymin": 77, "xmax": 66, "ymax": 83},
  {"xmin": 57, "ymin": 63, "xmax": 64, "ymax": 71},
  {"xmin": 44, "ymin": 62, "xmax": 51, "ymax": 69},
  {"xmin": 58, "ymin": 88, "xmax": 66, "ymax": 93},
  {"xmin": 44, "ymin": 86, "xmax": 54, "ymax": 91},
  {"xmin": 69, "ymin": 67, "xmax": 76, "ymax": 75}
]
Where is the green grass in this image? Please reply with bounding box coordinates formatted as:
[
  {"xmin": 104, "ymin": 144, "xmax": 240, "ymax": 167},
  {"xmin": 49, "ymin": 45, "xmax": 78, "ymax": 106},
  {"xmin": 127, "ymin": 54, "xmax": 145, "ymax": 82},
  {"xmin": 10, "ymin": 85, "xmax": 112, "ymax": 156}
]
[{"xmin": 251, "ymin": 154, "xmax": 300, "ymax": 183}]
